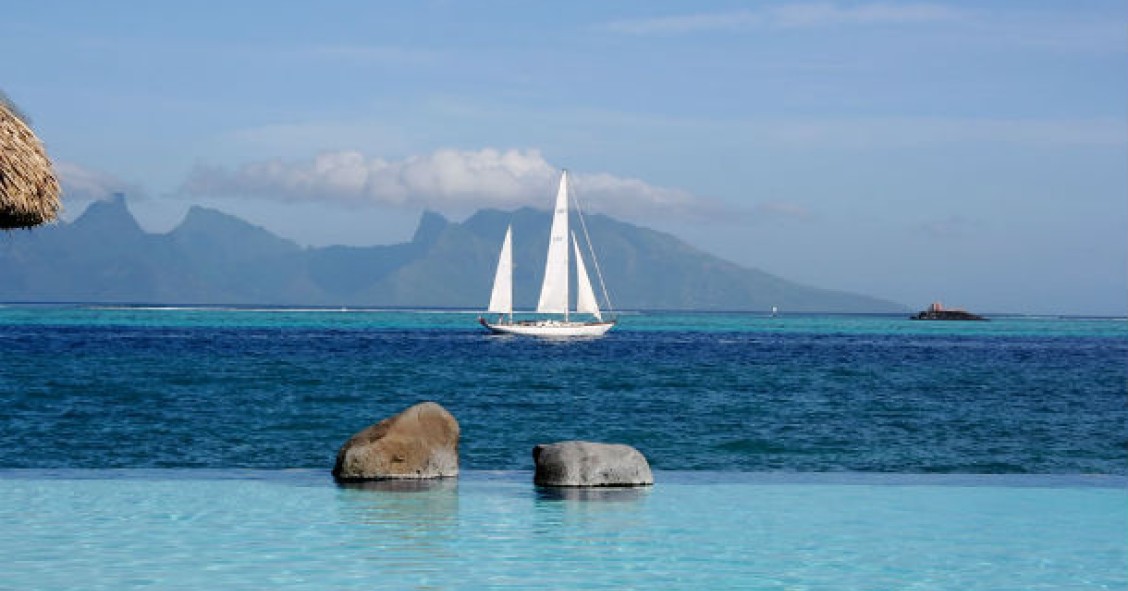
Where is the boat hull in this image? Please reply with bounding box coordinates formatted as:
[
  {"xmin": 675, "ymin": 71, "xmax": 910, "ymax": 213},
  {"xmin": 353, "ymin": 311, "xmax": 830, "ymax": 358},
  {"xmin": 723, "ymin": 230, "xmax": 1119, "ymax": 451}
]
[{"xmin": 479, "ymin": 317, "xmax": 615, "ymax": 337}]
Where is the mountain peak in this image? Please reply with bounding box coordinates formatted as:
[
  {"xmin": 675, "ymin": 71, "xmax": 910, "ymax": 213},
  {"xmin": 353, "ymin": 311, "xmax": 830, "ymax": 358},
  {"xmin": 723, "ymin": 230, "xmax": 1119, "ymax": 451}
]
[
  {"xmin": 176, "ymin": 205, "xmax": 251, "ymax": 232},
  {"xmin": 169, "ymin": 205, "xmax": 299, "ymax": 258},
  {"xmin": 412, "ymin": 210, "xmax": 449, "ymax": 245},
  {"xmin": 71, "ymin": 193, "xmax": 144, "ymax": 236}
]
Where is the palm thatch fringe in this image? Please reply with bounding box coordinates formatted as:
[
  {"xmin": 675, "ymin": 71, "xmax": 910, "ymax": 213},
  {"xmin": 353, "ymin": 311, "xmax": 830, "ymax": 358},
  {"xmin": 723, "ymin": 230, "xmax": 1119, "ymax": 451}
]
[{"xmin": 1, "ymin": 99, "xmax": 61, "ymax": 229}]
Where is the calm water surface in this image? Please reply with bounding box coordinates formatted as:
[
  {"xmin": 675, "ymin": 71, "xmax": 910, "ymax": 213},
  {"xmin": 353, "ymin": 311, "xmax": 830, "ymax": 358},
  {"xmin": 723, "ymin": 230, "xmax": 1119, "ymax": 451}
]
[{"xmin": 1, "ymin": 470, "xmax": 1124, "ymax": 591}]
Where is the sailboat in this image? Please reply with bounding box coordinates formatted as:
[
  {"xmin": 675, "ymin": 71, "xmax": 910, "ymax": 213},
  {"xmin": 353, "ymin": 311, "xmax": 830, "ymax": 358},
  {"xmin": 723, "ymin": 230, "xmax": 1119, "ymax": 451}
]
[{"xmin": 479, "ymin": 170, "xmax": 616, "ymax": 337}]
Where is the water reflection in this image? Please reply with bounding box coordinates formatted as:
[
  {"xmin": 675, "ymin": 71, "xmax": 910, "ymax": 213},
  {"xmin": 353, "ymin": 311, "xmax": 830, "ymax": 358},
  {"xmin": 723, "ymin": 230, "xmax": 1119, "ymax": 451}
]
[
  {"xmin": 335, "ymin": 478, "xmax": 458, "ymax": 525},
  {"xmin": 334, "ymin": 478, "xmax": 459, "ymax": 576},
  {"xmin": 336, "ymin": 478, "xmax": 458, "ymax": 494},
  {"xmin": 530, "ymin": 485, "xmax": 654, "ymax": 558},
  {"xmin": 535, "ymin": 485, "xmax": 651, "ymax": 503}
]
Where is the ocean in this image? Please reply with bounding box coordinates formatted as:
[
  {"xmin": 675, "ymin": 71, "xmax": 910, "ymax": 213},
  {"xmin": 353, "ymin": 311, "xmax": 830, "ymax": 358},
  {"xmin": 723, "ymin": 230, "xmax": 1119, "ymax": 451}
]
[
  {"xmin": 2, "ymin": 306, "xmax": 1125, "ymax": 589},
  {"xmin": 2, "ymin": 306, "xmax": 1125, "ymax": 473}
]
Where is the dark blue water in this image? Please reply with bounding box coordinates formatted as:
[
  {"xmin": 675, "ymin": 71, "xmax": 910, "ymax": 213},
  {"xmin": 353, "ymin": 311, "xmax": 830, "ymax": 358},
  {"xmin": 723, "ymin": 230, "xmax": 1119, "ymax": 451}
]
[{"xmin": 2, "ymin": 308, "xmax": 1125, "ymax": 473}]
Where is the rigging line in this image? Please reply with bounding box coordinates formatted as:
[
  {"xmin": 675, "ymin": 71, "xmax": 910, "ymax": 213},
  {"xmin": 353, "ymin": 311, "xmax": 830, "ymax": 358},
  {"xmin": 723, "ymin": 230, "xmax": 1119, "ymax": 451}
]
[{"xmin": 570, "ymin": 174, "xmax": 615, "ymax": 316}]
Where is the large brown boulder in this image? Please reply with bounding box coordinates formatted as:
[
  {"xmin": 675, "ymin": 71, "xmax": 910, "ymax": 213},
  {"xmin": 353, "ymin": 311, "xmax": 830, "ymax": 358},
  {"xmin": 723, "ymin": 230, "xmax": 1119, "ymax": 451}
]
[
  {"xmin": 332, "ymin": 402, "xmax": 459, "ymax": 481},
  {"xmin": 533, "ymin": 441, "xmax": 653, "ymax": 487}
]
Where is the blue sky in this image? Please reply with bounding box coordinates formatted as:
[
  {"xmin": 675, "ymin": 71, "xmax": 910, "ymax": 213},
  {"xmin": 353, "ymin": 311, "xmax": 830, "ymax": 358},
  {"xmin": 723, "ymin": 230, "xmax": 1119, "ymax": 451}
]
[{"xmin": 3, "ymin": 1, "xmax": 1125, "ymax": 314}]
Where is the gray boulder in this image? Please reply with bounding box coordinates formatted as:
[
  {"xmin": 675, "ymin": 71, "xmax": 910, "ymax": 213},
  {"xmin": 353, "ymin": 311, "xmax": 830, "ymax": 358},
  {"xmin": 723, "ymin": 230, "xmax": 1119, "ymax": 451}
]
[
  {"xmin": 533, "ymin": 441, "xmax": 653, "ymax": 487},
  {"xmin": 332, "ymin": 401, "xmax": 459, "ymax": 481}
]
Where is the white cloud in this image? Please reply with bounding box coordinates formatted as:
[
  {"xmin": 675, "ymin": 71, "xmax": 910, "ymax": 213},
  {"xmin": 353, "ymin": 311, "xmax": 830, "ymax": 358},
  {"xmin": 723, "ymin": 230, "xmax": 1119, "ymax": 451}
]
[
  {"xmin": 54, "ymin": 161, "xmax": 137, "ymax": 201},
  {"xmin": 566, "ymin": 172, "xmax": 696, "ymax": 215},
  {"xmin": 598, "ymin": 3, "xmax": 1125, "ymax": 56},
  {"xmin": 770, "ymin": 2, "xmax": 965, "ymax": 28},
  {"xmin": 598, "ymin": 2, "xmax": 964, "ymax": 35},
  {"xmin": 760, "ymin": 117, "xmax": 1126, "ymax": 149},
  {"xmin": 974, "ymin": 13, "xmax": 1128, "ymax": 55},
  {"xmin": 600, "ymin": 11, "xmax": 763, "ymax": 35},
  {"xmin": 754, "ymin": 201, "xmax": 815, "ymax": 221},
  {"xmin": 183, "ymin": 148, "xmax": 735, "ymax": 221}
]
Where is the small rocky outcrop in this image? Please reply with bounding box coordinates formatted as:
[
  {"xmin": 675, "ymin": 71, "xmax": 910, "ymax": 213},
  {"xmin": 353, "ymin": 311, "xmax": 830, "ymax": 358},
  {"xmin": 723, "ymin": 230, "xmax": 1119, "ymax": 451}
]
[
  {"xmin": 910, "ymin": 301, "xmax": 986, "ymax": 321},
  {"xmin": 332, "ymin": 401, "xmax": 459, "ymax": 481},
  {"xmin": 911, "ymin": 309, "xmax": 986, "ymax": 321},
  {"xmin": 533, "ymin": 441, "xmax": 653, "ymax": 487}
]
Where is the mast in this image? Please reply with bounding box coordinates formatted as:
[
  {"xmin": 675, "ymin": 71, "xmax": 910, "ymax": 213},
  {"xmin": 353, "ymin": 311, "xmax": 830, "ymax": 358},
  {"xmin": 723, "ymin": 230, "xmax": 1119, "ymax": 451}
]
[{"xmin": 536, "ymin": 170, "xmax": 570, "ymax": 320}]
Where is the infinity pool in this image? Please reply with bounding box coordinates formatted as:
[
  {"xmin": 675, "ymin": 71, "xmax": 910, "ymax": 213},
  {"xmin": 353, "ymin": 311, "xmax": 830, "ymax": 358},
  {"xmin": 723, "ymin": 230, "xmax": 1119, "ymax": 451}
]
[{"xmin": 2, "ymin": 471, "xmax": 1124, "ymax": 590}]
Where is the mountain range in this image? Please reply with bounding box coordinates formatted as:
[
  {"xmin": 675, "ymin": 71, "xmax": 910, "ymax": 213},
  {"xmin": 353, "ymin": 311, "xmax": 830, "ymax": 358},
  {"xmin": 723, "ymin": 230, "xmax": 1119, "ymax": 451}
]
[{"xmin": 0, "ymin": 195, "xmax": 904, "ymax": 312}]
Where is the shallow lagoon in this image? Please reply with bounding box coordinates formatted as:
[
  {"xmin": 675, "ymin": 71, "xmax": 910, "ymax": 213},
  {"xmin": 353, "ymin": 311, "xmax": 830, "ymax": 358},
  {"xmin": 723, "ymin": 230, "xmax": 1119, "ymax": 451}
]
[{"xmin": 2, "ymin": 470, "xmax": 1124, "ymax": 590}]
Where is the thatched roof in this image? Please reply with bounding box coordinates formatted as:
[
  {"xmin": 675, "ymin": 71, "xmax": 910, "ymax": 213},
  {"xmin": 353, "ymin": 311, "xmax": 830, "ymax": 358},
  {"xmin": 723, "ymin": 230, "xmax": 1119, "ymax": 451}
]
[{"xmin": 1, "ymin": 98, "xmax": 61, "ymax": 229}]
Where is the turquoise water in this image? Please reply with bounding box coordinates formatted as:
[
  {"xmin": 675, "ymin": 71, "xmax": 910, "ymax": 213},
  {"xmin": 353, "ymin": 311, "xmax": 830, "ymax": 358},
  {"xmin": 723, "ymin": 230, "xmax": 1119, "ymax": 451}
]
[
  {"xmin": 2, "ymin": 470, "xmax": 1124, "ymax": 590},
  {"xmin": 2, "ymin": 305, "xmax": 1125, "ymax": 337}
]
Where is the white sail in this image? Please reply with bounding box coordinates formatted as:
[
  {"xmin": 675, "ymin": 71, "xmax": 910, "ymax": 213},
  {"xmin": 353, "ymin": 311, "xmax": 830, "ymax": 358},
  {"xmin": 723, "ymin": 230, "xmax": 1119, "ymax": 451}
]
[
  {"xmin": 487, "ymin": 225, "xmax": 513, "ymax": 314},
  {"xmin": 573, "ymin": 233, "xmax": 602, "ymax": 320},
  {"xmin": 536, "ymin": 170, "xmax": 570, "ymax": 315}
]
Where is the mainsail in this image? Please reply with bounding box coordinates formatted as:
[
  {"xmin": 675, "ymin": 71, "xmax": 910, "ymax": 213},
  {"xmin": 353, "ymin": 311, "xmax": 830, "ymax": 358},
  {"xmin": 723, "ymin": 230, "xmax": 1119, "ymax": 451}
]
[
  {"xmin": 487, "ymin": 225, "xmax": 512, "ymax": 315},
  {"xmin": 536, "ymin": 170, "xmax": 570, "ymax": 316}
]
